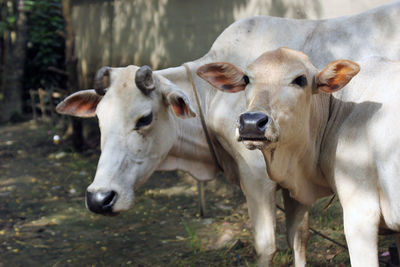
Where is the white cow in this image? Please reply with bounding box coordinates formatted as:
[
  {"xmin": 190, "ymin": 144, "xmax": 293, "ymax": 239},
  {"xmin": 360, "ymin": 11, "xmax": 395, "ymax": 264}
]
[
  {"xmin": 57, "ymin": 1, "xmax": 400, "ymax": 266},
  {"xmin": 198, "ymin": 47, "xmax": 400, "ymax": 266}
]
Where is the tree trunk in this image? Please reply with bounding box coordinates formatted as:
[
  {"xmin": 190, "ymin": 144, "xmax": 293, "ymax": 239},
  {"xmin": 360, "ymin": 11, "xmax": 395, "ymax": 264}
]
[
  {"xmin": 62, "ymin": 0, "xmax": 77, "ymax": 88},
  {"xmin": 62, "ymin": 0, "xmax": 84, "ymax": 151},
  {"xmin": 1, "ymin": 0, "xmax": 28, "ymax": 122},
  {"xmin": 0, "ymin": 1, "xmax": 5, "ymax": 100}
]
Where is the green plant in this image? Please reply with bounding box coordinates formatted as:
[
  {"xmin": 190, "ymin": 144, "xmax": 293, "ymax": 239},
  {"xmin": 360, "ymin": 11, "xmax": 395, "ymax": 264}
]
[
  {"xmin": 273, "ymin": 248, "xmax": 293, "ymax": 266},
  {"xmin": 182, "ymin": 219, "xmax": 202, "ymax": 254}
]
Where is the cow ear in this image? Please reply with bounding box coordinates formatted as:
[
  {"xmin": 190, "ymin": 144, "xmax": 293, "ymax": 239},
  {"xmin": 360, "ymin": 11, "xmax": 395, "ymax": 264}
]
[
  {"xmin": 56, "ymin": 89, "xmax": 102, "ymax": 118},
  {"xmin": 315, "ymin": 60, "xmax": 360, "ymax": 94},
  {"xmin": 197, "ymin": 62, "xmax": 248, "ymax": 93},
  {"xmin": 164, "ymin": 87, "xmax": 196, "ymax": 118}
]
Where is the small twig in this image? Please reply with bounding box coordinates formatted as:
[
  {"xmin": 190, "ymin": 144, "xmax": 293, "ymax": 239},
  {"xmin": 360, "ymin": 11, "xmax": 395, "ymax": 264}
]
[
  {"xmin": 308, "ymin": 226, "xmax": 347, "ymax": 249},
  {"xmin": 15, "ymin": 240, "xmax": 50, "ymax": 248},
  {"xmin": 48, "ymin": 66, "xmax": 68, "ymax": 76},
  {"xmin": 56, "ymin": 29, "xmax": 66, "ymax": 39},
  {"xmin": 324, "ymin": 194, "xmax": 336, "ymax": 210},
  {"xmin": 161, "ymin": 239, "xmax": 187, "ymax": 243}
]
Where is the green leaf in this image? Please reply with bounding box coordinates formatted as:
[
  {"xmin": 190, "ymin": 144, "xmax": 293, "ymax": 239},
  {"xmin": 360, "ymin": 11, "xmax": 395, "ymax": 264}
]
[
  {"xmin": 6, "ymin": 15, "xmax": 16, "ymax": 26},
  {"xmin": 0, "ymin": 21, "xmax": 6, "ymax": 34}
]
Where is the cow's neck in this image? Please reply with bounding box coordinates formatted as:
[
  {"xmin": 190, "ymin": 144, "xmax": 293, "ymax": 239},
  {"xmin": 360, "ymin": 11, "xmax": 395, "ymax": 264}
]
[
  {"xmin": 318, "ymin": 92, "xmax": 358, "ymax": 187},
  {"xmin": 261, "ymin": 93, "xmax": 333, "ymax": 205},
  {"xmin": 155, "ymin": 65, "xmax": 219, "ymax": 181}
]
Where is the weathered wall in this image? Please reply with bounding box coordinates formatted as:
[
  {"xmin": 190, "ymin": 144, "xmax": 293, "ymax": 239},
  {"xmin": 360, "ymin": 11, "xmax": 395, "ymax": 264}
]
[{"xmin": 71, "ymin": 0, "xmax": 392, "ymax": 88}]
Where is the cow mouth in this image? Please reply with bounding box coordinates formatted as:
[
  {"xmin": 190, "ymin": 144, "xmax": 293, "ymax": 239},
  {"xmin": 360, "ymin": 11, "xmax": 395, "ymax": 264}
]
[
  {"xmin": 239, "ymin": 136, "xmax": 276, "ymax": 150},
  {"xmin": 234, "ymin": 127, "xmax": 278, "ymax": 150},
  {"xmin": 237, "ymin": 136, "xmax": 268, "ymax": 141}
]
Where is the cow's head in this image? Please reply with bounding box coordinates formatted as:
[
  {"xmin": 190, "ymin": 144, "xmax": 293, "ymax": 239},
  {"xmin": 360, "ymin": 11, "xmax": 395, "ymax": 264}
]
[
  {"xmin": 197, "ymin": 47, "xmax": 359, "ymax": 150},
  {"xmin": 56, "ymin": 65, "xmax": 195, "ymax": 215}
]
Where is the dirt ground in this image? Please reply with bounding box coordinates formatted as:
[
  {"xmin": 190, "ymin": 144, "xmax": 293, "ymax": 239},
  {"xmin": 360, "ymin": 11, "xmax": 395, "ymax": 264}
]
[{"xmin": 0, "ymin": 121, "xmax": 397, "ymax": 266}]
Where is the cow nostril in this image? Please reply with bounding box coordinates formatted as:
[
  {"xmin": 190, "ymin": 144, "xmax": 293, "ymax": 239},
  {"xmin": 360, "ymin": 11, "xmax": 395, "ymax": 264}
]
[
  {"xmin": 102, "ymin": 191, "xmax": 116, "ymax": 207},
  {"xmin": 239, "ymin": 114, "xmax": 245, "ymax": 130},
  {"xmin": 256, "ymin": 116, "xmax": 269, "ymax": 130}
]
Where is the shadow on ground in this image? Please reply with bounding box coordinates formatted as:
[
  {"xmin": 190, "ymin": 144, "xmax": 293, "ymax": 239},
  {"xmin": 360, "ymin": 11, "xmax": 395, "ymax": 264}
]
[{"xmin": 0, "ymin": 121, "xmax": 395, "ymax": 266}]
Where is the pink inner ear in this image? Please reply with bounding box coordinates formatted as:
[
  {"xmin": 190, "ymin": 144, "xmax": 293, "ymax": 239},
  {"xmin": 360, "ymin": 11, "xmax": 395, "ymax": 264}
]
[
  {"xmin": 317, "ymin": 60, "xmax": 360, "ymax": 93},
  {"xmin": 171, "ymin": 97, "xmax": 188, "ymax": 117},
  {"xmin": 197, "ymin": 62, "xmax": 246, "ymax": 93},
  {"xmin": 56, "ymin": 92, "xmax": 101, "ymax": 118}
]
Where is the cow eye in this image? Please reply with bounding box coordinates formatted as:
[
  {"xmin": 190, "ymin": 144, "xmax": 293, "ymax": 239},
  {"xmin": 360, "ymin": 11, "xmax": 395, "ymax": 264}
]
[
  {"xmin": 135, "ymin": 112, "xmax": 153, "ymax": 129},
  {"xmin": 291, "ymin": 75, "xmax": 307, "ymax": 87},
  {"xmin": 243, "ymin": 75, "xmax": 250, "ymax": 85}
]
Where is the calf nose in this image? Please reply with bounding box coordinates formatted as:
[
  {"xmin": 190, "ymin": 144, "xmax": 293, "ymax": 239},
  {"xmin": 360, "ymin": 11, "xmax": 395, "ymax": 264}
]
[
  {"xmin": 238, "ymin": 112, "xmax": 269, "ymax": 140},
  {"xmin": 86, "ymin": 190, "xmax": 117, "ymax": 215}
]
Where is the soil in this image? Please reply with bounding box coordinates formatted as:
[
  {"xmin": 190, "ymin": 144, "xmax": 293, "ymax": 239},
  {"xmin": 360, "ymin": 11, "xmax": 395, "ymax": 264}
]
[{"xmin": 0, "ymin": 121, "xmax": 396, "ymax": 266}]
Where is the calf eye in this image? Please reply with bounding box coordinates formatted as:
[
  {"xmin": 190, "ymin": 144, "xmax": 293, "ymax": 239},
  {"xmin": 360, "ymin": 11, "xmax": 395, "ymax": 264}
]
[
  {"xmin": 243, "ymin": 75, "xmax": 250, "ymax": 85},
  {"xmin": 135, "ymin": 112, "xmax": 153, "ymax": 129},
  {"xmin": 291, "ymin": 75, "xmax": 307, "ymax": 87}
]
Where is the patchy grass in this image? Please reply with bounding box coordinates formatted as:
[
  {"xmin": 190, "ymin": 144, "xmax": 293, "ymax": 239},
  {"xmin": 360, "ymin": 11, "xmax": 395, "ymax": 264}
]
[{"xmin": 0, "ymin": 121, "xmax": 397, "ymax": 266}]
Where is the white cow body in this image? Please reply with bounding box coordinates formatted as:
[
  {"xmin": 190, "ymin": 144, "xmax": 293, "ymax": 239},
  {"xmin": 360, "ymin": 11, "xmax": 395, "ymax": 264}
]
[
  {"xmin": 324, "ymin": 58, "xmax": 400, "ymax": 265},
  {"xmin": 209, "ymin": 1, "xmax": 400, "ymax": 70},
  {"xmin": 57, "ymin": 2, "xmax": 400, "ymax": 266}
]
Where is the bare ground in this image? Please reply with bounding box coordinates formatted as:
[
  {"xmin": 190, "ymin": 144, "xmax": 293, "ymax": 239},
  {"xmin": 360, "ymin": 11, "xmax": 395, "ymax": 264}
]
[{"xmin": 0, "ymin": 121, "xmax": 396, "ymax": 266}]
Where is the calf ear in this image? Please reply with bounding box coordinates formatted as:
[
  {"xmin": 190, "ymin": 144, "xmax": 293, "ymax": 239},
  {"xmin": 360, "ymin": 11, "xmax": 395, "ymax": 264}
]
[
  {"xmin": 164, "ymin": 87, "xmax": 196, "ymax": 118},
  {"xmin": 56, "ymin": 89, "xmax": 102, "ymax": 118},
  {"xmin": 197, "ymin": 62, "xmax": 247, "ymax": 93},
  {"xmin": 315, "ymin": 60, "xmax": 360, "ymax": 94}
]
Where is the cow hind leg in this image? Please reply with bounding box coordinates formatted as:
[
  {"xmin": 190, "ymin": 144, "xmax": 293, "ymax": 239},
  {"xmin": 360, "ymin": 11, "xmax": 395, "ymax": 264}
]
[{"xmin": 282, "ymin": 189, "xmax": 309, "ymax": 267}]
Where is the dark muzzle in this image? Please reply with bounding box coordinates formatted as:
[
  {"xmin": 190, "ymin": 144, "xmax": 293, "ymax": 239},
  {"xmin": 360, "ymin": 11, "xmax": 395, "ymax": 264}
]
[
  {"xmin": 86, "ymin": 190, "xmax": 118, "ymax": 216},
  {"xmin": 238, "ymin": 112, "xmax": 270, "ymax": 140}
]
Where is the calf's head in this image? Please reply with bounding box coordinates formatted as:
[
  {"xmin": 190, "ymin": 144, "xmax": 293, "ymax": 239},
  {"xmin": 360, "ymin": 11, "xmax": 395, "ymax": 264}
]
[
  {"xmin": 56, "ymin": 65, "xmax": 195, "ymax": 215},
  {"xmin": 198, "ymin": 47, "xmax": 359, "ymax": 151}
]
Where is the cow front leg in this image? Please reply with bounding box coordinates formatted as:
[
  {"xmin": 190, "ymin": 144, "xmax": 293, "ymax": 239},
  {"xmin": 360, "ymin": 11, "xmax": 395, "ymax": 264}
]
[
  {"xmin": 282, "ymin": 189, "xmax": 309, "ymax": 267},
  {"xmin": 339, "ymin": 192, "xmax": 380, "ymax": 267},
  {"xmin": 241, "ymin": 173, "xmax": 277, "ymax": 266}
]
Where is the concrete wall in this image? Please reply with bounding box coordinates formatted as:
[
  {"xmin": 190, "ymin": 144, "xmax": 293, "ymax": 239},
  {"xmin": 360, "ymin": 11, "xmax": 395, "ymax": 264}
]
[{"xmin": 71, "ymin": 0, "xmax": 393, "ymax": 88}]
